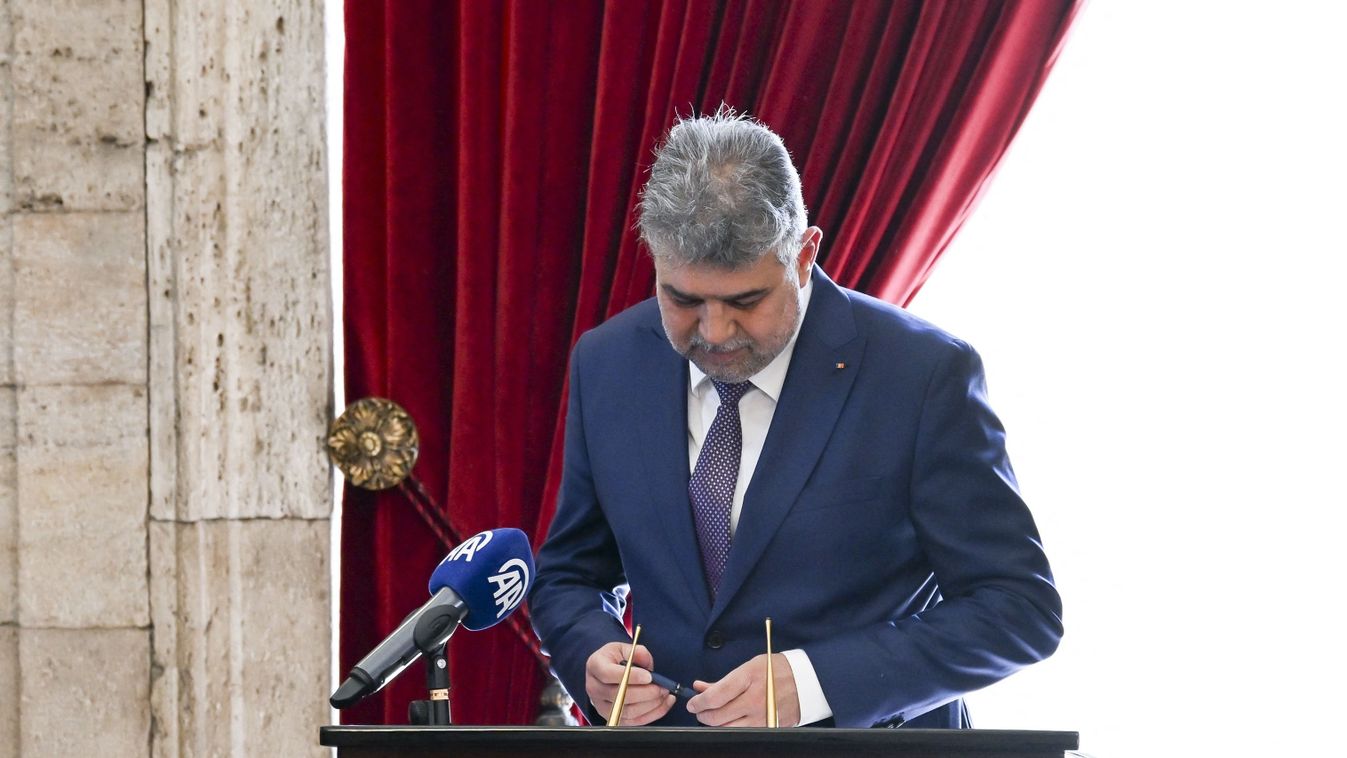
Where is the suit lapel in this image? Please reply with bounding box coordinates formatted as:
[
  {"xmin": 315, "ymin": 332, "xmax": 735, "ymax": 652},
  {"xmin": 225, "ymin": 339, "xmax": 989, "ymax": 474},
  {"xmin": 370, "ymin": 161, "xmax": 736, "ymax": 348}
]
[
  {"xmin": 710, "ymin": 268, "xmax": 862, "ymax": 623},
  {"xmin": 633, "ymin": 324, "xmax": 712, "ymax": 615}
]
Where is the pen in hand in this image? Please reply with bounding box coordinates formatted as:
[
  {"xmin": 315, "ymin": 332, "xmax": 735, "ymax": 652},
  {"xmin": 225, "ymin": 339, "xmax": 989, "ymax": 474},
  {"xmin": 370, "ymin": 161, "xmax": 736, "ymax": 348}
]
[{"xmin": 619, "ymin": 661, "xmax": 694, "ymax": 700}]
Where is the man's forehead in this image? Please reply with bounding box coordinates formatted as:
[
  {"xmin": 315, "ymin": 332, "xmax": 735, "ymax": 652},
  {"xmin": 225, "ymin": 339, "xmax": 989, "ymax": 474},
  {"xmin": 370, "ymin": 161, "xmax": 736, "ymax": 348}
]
[
  {"xmin": 654, "ymin": 254, "xmax": 783, "ymax": 292},
  {"xmin": 654, "ymin": 253, "xmax": 760, "ymax": 273}
]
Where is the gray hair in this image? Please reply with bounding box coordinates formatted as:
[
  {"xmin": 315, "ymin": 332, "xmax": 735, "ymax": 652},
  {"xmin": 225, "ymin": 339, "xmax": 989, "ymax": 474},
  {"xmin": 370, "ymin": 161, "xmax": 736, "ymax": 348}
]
[{"xmin": 637, "ymin": 108, "xmax": 807, "ymax": 271}]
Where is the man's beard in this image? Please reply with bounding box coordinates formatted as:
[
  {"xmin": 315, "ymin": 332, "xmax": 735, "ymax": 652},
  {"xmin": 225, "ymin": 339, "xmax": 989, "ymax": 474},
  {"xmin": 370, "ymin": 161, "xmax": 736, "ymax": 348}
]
[
  {"xmin": 684, "ymin": 334, "xmax": 768, "ymax": 383},
  {"xmin": 667, "ymin": 290, "xmax": 803, "ymax": 384}
]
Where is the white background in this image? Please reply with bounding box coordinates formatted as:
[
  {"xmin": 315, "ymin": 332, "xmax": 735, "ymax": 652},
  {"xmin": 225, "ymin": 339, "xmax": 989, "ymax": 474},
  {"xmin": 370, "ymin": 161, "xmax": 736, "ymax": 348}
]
[{"xmin": 910, "ymin": 2, "xmax": 1347, "ymax": 755}]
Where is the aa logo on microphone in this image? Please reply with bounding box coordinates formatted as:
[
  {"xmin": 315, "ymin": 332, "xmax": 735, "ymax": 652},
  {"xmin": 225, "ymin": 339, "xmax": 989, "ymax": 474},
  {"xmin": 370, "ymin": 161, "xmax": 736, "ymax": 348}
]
[
  {"xmin": 488, "ymin": 558, "xmax": 530, "ymax": 618},
  {"xmin": 447, "ymin": 531, "xmax": 494, "ymax": 563}
]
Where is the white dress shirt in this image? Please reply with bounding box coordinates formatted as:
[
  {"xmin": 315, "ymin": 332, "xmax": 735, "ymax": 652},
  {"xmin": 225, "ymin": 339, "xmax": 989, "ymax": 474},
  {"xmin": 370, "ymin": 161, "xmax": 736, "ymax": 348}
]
[{"xmin": 685, "ymin": 278, "xmax": 833, "ymax": 725}]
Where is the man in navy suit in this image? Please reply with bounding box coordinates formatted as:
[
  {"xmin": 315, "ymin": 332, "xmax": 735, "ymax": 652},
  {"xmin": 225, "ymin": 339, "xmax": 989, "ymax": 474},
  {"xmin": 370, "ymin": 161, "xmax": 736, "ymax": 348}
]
[{"xmin": 529, "ymin": 111, "xmax": 1062, "ymax": 728}]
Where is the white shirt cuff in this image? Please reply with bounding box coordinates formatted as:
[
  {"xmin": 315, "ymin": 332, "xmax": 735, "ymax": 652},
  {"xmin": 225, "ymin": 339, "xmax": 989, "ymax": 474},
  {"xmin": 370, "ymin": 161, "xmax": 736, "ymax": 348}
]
[{"xmin": 781, "ymin": 648, "xmax": 833, "ymax": 726}]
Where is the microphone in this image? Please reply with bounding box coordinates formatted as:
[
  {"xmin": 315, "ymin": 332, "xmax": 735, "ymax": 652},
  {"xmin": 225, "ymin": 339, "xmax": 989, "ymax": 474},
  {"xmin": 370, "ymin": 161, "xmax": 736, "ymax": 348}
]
[{"xmin": 330, "ymin": 528, "xmax": 534, "ymax": 709}]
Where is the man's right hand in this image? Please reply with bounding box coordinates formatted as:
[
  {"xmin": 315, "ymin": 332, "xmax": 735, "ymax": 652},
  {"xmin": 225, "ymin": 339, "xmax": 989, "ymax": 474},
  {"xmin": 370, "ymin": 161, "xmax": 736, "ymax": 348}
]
[{"xmin": 585, "ymin": 640, "xmax": 675, "ymax": 725}]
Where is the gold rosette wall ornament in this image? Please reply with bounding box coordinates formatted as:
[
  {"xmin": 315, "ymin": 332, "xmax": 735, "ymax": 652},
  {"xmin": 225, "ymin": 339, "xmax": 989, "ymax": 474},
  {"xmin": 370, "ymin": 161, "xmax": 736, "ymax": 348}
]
[{"xmin": 327, "ymin": 397, "xmax": 420, "ymax": 490}]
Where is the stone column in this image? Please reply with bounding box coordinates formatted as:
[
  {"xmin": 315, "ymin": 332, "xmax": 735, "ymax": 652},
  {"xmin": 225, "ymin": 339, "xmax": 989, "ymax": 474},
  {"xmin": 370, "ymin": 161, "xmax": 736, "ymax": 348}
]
[
  {"xmin": 5, "ymin": 0, "xmax": 151, "ymax": 754},
  {"xmin": 145, "ymin": 1, "xmax": 332, "ymax": 756},
  {"xmin": 0, "ymin": 0, "xmax": 333, "ymax": 755}
]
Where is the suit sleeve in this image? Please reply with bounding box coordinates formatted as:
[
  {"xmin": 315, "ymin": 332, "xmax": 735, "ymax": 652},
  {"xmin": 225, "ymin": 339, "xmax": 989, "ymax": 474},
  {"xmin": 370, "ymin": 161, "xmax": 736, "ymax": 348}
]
[
  {"xmin": 803, "ymin": 339, "xmax": 1064, "ymax": 727},
  {"xmin": 528, "ymin": 336, "xmax": 632, "ymax": 720}
]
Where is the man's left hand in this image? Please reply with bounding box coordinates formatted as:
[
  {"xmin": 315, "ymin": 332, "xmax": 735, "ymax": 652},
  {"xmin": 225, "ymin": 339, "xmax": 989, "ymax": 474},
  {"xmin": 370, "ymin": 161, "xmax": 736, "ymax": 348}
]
[{"xmin": 686, "ymin": 653, "xmax": 800, "ymax": 727}]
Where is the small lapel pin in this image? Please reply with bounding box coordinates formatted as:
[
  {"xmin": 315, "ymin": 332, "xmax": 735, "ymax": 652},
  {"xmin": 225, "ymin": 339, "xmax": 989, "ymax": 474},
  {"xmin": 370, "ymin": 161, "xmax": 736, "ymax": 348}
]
[{"xmin": 835, "ymin": 362, "xmax": 846, "ymax": 370}]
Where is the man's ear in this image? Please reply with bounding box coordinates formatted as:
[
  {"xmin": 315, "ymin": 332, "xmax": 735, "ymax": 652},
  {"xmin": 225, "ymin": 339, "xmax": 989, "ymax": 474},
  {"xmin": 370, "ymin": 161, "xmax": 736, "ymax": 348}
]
[{"xmin": 796, "ymin": 226, "xmax": 823, "ymax": 285}]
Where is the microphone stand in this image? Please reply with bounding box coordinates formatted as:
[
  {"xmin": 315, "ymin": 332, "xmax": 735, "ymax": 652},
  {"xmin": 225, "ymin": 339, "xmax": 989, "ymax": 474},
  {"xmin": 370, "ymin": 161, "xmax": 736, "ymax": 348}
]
[
  {"xmin": 408, "ymin": 602, "xmax": 460, "ymax": 726},
  {"xmin": 418, "ymin": 645, "xmax": 451, "ymax": 726}
]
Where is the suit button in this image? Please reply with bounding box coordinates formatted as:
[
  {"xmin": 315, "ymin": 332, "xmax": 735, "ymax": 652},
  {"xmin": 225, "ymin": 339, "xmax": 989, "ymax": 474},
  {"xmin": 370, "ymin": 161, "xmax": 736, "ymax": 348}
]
[{"xmin": 705, "ymin": 630, "xmax": 724, "ymax": 649}]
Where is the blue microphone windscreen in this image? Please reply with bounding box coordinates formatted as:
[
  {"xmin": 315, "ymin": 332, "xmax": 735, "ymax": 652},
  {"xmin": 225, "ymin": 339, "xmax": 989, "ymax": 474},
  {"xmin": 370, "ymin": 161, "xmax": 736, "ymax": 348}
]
[{"xmin": 427, "ymin": 528, "xmax": 534, "ymax": 631}]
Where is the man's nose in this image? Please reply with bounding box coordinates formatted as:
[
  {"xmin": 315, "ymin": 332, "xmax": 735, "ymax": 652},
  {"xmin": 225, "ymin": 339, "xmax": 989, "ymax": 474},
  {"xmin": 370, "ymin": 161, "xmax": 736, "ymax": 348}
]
[{"xmin": 699, "ymin": 304, "xmax": 735, "ymax": 345}]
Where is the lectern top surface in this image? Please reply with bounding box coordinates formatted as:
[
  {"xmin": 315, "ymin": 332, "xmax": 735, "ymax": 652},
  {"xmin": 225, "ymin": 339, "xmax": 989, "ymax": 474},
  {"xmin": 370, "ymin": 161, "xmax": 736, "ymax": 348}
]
[{"xmin": 321, "ymin": 725, "xmax": 1080, "ymax": 758}]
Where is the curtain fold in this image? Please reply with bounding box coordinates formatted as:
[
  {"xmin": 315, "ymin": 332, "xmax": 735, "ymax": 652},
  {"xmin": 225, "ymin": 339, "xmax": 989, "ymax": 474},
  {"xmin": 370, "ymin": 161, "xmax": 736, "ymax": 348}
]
[{"xmin": 342, "ymin": 0, "xmax": 1081, "ymax": 726}]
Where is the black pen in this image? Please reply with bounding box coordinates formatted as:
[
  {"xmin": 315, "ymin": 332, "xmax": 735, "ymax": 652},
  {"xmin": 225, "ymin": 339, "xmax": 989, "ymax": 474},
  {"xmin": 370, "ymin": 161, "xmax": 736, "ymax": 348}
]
[{"xmin": 619, "ymin": 661, "xmax": 695, "ymax": 700}]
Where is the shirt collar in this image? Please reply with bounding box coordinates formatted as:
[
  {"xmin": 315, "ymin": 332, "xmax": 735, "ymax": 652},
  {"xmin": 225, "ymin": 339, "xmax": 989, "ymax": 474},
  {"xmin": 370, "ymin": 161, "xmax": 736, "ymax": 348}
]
[{"xmin": 689, "ymin": 277, "xmax": 814, "ymax": 403}]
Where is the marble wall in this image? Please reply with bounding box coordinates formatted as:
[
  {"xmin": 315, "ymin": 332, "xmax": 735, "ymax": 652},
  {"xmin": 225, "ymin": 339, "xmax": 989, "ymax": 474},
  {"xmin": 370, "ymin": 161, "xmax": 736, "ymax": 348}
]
[{"xmin": 0, "ymin": 1, "xmax": 333, "ymax": 755}]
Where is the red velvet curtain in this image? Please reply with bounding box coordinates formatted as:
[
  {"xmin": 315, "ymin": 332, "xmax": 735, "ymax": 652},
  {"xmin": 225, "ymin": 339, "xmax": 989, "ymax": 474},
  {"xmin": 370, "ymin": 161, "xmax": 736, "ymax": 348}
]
[{"xmin": 341, "ymin": 0, "xmax": 1081, "ymax": 726}]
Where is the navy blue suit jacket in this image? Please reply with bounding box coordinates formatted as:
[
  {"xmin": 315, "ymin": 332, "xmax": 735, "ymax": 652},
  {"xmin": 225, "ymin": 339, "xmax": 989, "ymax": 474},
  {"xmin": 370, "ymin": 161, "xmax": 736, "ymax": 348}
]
[{"xmin": 529, "ymin": 267, "xmax": 1063, "ymax": 728}]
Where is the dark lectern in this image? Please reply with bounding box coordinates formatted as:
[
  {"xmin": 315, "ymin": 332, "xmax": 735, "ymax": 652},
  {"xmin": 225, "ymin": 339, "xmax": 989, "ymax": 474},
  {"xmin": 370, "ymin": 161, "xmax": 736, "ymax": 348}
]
[{"xmin": 320, "ymin": 725, "xmax": 1079, "ymax": 758}]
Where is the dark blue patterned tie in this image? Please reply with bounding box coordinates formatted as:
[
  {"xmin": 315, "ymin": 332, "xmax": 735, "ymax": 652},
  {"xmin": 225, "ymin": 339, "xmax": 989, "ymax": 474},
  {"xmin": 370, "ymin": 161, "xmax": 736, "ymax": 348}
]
[{"xmin": 689, "ymin": 380, "xmax": 751, "ymax": 597}]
